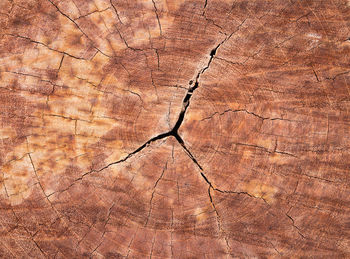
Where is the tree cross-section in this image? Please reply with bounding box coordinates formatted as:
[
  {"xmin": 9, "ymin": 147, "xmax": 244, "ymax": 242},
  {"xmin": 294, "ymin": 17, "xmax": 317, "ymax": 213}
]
[{"xmin": 1, "ymin": 0, "xmax": 350, "ymax": 258}]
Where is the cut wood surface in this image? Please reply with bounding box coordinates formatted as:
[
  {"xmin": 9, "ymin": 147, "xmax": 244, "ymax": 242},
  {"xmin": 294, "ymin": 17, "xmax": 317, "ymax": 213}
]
[{"xmin": 1, "ymin": 0, "xmax": 350, "ymax": 258}]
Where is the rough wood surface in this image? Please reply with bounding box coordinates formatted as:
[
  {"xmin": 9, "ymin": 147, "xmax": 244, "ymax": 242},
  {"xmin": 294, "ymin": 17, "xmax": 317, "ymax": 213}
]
[{"xmin": 1, "ymin": 0, "xmax": 350, "ymax": 258}]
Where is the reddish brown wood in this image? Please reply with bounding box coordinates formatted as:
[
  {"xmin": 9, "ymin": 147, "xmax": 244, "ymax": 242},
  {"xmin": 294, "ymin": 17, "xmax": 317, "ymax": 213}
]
[{"xmin": 1, "ymin": 0, "xmax": 350, "ymax": 258}]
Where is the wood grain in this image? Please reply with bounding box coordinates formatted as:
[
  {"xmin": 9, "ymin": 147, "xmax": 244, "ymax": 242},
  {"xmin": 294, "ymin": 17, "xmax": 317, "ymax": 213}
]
[{"xmin": 1, "ymin": 0, "xmax": 350, "ymax": 258}]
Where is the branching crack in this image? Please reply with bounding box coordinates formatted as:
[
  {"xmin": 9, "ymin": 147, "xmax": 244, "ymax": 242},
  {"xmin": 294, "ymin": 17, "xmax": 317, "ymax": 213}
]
[
  {"xmin": 169, "ymin": 21, "xmax": 247, "ymax": 140},
  {"xmin": 53, "ymin": 22, "xmax": 249, "ymax": 221},
  {"xmin": 47, "ymin": 0, "xmax": 110, "ymax": 58}
]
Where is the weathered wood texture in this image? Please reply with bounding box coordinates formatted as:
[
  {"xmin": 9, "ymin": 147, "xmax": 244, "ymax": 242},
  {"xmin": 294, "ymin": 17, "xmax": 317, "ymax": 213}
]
[{"xmin": 1, "ymin": 0, "xmax": 350, "ymax": 258}]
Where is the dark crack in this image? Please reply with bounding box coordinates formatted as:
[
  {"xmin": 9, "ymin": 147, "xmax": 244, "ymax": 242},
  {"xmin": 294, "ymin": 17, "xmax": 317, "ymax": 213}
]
[
  {"xmin": 74, "ymin": 7, "xmax": 110, "ymax": 21},
  {"xmin": 110, "ymin": 0, "xmax": 123, "ymax": 24},
  {"xmin": 5, "ymin": 33, "xmax": 90, "ymax": 60},
  {"xmin": 170, "ymin": 24, "xmax": 237, "ymax": 137},
  {"xmin": 48, "ymin": 131, "xmax": 171, "ymax": 196},
  {"xmin": 54, "ymin": 26, "xmax": 241, "ymax": 203},
  {"xmin": 312, "ymin": 67, "xmax": 320, "ymax": 82},
  {"xmin": 285, "ymin": 213, "xmax": 306, "ymax": 239},
  {"xmin": 202, "ymin": 0, "xmax": 208, "ymax": 15},
  {"xmin": 200, "ymin": 108, "xmax": 295, "ymax": 122},
  {"xmin": 58, "ymin": 54, "xmax": 65, "ymax": 71},
  {"xmin": 151, "ymin": 0, "xmax": 162, "ymax": 36},
  {"xmin": 47, "ymin": 0, "xmax": 111, "ymax": 58},
  {"xmin": 115, "ymin": 26, "xmax": 143, "ymax": 51}
]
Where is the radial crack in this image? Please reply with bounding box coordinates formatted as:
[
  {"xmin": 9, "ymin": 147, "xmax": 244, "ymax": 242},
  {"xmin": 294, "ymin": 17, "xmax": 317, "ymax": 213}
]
[
  {"xmin": 50, "ymin": 131, "xmax": 172, "ymax": 195},
  {"xmin": 5, "ymin": 33, "xmax": 88, "ymax": 60},
  {"xmin": 170, "ymin": 18, "xmax": 247, "ymax": 138},
  {"xmin": 110, "ymin": 0, "xmax": 123, "ymax": 24},
  {"xmin": 151, "ymin": 0, "xmax": 162, "ymax": 36},
  {"xmin": 56, "ymin": 29, "xmax": 238, "ymax": 205},
  {"xmin": 47, "ymin": 0, "xmax": 110, "ymax": 58},
  {"xmin": 285, "ymin": 213, "xmax": 306, "ymax": 239}
]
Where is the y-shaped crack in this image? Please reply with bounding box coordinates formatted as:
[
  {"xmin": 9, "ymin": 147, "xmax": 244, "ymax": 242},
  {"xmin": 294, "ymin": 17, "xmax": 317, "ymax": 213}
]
[
  {"xmin": 76, "ymin": 23, "xmax": 245, "ymax": 200},
  {"xmin": 54, "ymin": 42, "xmax": 219, "ymax": 201},
  {"xmin": 57, "ymin": 21, "xmax": 247, "ymax": 202}
]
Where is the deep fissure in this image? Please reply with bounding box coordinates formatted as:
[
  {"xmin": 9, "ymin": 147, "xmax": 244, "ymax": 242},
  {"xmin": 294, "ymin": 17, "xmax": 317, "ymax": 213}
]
[
  {"xmin": 99, "ymin": 43, "xmax": 223, "ymax": 188},
  {"xmin": 66, "ymin": 42, "xmax": 223, "ymax": 194},
  {"xmin": 119, "ymin": 42, "xmax": 222, "ymax": 168}
]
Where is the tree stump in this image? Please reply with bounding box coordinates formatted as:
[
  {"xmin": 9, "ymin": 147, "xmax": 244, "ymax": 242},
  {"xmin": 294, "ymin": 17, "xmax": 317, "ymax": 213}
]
[{"xmin": 1, "ymin": 0, "xmax": 350, "ymax": 258}]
